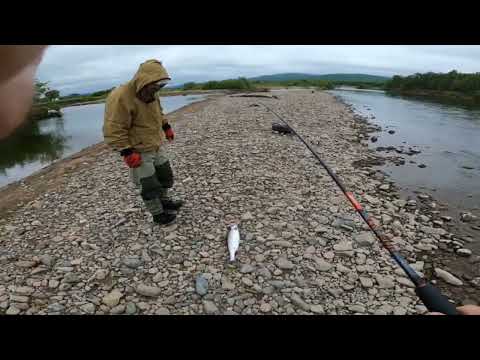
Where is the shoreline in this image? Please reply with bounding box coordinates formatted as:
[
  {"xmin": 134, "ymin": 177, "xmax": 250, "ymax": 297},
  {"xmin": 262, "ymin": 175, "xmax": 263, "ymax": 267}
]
[{"xmin": 333, "ymin": 95, "xmax": 480, "ymax": 304}]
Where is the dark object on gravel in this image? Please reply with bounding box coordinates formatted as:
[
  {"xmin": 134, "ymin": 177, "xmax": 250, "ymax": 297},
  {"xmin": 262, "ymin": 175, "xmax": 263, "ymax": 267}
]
[
  {"xmin": 272, "ymin": 123, "xmax": 292, "ymax": 134},
  {"xmin": 371, "ymin": 136, "xmax": 378, "ymax": 143},
  {"xmin": 231, "ymin": 94, "xmax": 278, "ymax": 99},
  {"xmin": 418, "ymin": 164, "xmax": 427, "ymax": 168},
  {"xmin": 249, "ymin": 104, "xmax": 260, "ymax": 107},
  {"xmin": 388, "ymin": 130, "xmax": 395, "ymax": 134}
]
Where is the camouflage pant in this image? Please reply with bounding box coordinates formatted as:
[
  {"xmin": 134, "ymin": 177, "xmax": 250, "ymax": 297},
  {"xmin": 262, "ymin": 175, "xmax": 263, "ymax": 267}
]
[{"xmin": 130, "ymin": 147, "xmax": 174, "ymax": 216}]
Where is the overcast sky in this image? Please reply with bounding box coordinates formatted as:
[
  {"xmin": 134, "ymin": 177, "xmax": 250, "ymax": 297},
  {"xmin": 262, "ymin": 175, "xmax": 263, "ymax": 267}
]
[{"xmin": 36, "ymin": 45, "xmax": 480, "ymax": 95}]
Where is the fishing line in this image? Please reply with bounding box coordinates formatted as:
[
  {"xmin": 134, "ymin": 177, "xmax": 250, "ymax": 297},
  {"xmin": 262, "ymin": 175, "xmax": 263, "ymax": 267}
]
[{"xmin": 260, "ymin": 102, "xmax": 458, "ymax": 315}]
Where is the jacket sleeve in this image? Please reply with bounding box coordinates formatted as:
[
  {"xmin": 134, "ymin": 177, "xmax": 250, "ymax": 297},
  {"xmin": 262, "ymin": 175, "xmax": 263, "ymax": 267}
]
[{"xmin": 103, "ymin": 96, "xmax": 132, "ymax": 151}]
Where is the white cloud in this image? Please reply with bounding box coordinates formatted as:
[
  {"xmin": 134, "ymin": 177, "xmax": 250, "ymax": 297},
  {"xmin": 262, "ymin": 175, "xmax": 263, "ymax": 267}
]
[{"xmin": 36, "ymin": 45, "xmax": 480, "ymax": 95}]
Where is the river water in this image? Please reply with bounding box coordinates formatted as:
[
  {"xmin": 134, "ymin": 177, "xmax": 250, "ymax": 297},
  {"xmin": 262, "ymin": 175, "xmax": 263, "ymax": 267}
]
[
  {"xmin": 330, "ymin": 88, "xmax": 480, "ymax": 212},
  {"xmin": 0, "ymin": 94, "xmax": 206, "ymax": 187}
]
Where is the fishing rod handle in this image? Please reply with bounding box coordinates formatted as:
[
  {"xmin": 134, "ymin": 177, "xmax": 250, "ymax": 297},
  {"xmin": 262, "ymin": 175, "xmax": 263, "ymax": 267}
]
[{"xmin": 415, "ymin": 282, "xmax": 459, "ymax": 315}]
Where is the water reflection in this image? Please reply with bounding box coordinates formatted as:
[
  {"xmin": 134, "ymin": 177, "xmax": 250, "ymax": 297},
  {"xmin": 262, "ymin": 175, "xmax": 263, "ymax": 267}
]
[
  {"xmin": 0, "ymin": 118, "xmax": 69, "ymax": 177},
  {"xmin": 0, "ymin": 94, "xmax": 206, "ymax": 187}
]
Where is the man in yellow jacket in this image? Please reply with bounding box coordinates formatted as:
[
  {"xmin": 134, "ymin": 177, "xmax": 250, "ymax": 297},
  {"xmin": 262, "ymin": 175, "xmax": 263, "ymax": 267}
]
[{"xmin": 103, "ymin": 59, "xmax": 182, "ymax": 225}]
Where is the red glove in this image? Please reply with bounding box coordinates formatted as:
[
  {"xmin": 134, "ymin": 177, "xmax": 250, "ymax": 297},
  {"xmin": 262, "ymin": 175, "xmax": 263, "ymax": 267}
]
[
  {"xmin": 120, "ymin": 149, "xmax": 142, "ymax": 168},
  {"xmin": 163, "ymin": 123, "xmax": 174, "ymax": 141}
]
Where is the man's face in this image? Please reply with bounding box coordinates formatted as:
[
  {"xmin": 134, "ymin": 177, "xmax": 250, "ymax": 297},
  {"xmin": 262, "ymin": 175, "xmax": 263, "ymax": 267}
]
[{"xmin": 138, "ymin": 82, "xmax": 163, "ymax": 103}]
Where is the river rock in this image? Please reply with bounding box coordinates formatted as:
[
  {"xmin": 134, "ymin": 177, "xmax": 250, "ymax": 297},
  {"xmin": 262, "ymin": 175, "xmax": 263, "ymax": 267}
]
[
  {"xmin": 195, "ymin": 275, "xmax": 208, "ymax": 296},
  {"xmin": 456, "ymin": 248, "xmax": 472, "ymax": 257},
  {"xmin": 359, "ymin": 277, "xmax": 373, "ymax": 288},
  {"xmin": 276, "ymin": 258, "xmax": 294, "ymax": 270},
  {"xmin": 136, "ymin": 284, "xmax": 161, "ymax": 297},
  {"xmin": 333, "ymin": 241, "xmax": 354, "ymax": 257},
  {"xmin": 314, "ymin": 257, "xmax": 332, "ymax": 272},
  {"xmin": 374, "ymin": 274, "xmax": 395, "ymax": 289},
  {"xmin": 461, "ymin": 212, "xmax": 477, "ymax": 222},
  {"xmin": 240, "ymin": 264, "xmax": 255, "ymax": 273},
  {"xmin": 290, "ymin": 294, "xmax": 310, "ymax": 312},
  {"xmin": 354, "ymin": 232, "xmax": 375, "ymax": 247},
  {"xmin": 203, "ymin": 300, "xmax": 219, "ymax": 314},
  {"xmin": 434, "ymin": 268, "xmax": 463, "ymax": 286},
  {"xmin": 102, "ymin": 289, "xmax": 123, "ymax": 307},
  {"xmin": 260, "ymin": 302, "xmax": 272, "ymax": 313}
]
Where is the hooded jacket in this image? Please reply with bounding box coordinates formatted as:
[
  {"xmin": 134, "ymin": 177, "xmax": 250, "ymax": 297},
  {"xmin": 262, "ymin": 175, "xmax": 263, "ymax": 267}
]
[{"xmin": 103, "ymin": 60, "xmax": 171, "ymax": 153}]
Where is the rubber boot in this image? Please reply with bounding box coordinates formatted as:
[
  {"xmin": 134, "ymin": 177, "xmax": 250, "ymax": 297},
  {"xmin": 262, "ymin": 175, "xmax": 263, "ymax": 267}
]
[
  {"xmin": 153, "ymin": 212, "xmax": 176, "ymax": 225},
  {"xmin": 161, "ymin": 199, "xmax": 184, "ymax": 211}
]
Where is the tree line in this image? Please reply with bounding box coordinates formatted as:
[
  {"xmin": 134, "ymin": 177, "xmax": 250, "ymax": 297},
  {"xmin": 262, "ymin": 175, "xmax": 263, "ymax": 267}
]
[{"xmin": 385, "ymin": 71, "xmax": 480, "ymax": 94}]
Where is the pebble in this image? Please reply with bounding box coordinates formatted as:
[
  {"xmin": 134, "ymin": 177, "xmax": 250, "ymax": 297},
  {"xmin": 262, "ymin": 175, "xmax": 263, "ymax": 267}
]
[
  {"xmin": 240, "ymin": 264, "xmax": 255, "ymax": 273},
  {"xmin": 203, "ymin": 300, "xmax": 219, "ymax": 314},
  {"xmin": 314, "ymin": 257, "xmax": 332, "ymax": 272},
  {"xmin": 80, "ymin": 303, "xmax": 96, "ymax": 314},
  {"xmin": 136, "ymin": 284, "xmax": 162, "ymax": 297},
  {"xmin": 396, "ymin": 277, "xmax": 415, "ymax": 288},
  {"xmin": 374, "ymin": 275, "xmax": 395, "ymax": 289},
  {"xmin": 260, "ymin": 303, "xmax": 272, "ymax": 313},
  {"xmin": 156, "ymin": 307, "xmax": 170, "ymax": 315},
  {"xmin": 195, "ymin": 275, "xmax": 208, "ymax": 296},
  {"xmin": 359, "ymin": 277, "xmax": 374, "ymax": 288},
  {"xmin": 434, "ymin": 268, "xmax": 463, "ymax": 286},
  {"xmin": 6, "ymin": 306, "xmax": 21, "ymax": 315},
  {"xmin": 125, "ymin": 303, "xmax": 137, "ymax": 315},
  {"xmin": 241, "ymin": 212, "xmax": 254, "ymax": 221},
  {"xmin": 354, "ymin": 232, "xmax": 375, "ymax": 247},
  {"xmin": 310, "ymin": 305, "xmax": 325, "ymax": 314},
  {"xmin": 393, "ymin": 306, "xmax": 407, "ymax": 315},
  {"xmin": 290, "ymin": 294, "xmax": 311, "ymax": 312},
  {"xmin": 275, "ymin": 258, "xmax": 295, "ymax": 270},
  {"xmin": 256, "ymin": 267, "xmax": 272, "ymax": 279},
  {"xmin": 102, "ymin": 289, "xmax": 123, "ymax": 307},
  {"xmin": 348, "ymin": 305, "xmax": 366, "ymax": 313},
  {"xmin": 456, "ymin": 248, "xmax": 472, "ymax": 257},
  {"xmin": 221, "ymin": 277, "xmax": 235, "ymax": 290}
]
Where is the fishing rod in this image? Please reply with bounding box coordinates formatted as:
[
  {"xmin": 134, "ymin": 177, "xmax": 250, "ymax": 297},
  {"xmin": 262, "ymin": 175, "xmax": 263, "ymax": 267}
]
[{"xmin": 261, "ymin": 102, "xmax": 458, "ymax": 315}]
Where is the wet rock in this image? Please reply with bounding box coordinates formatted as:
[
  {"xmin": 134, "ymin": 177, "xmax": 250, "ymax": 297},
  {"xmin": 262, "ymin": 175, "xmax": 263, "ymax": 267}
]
[
  {"xmin": 456, "ymin": 248, "xmax": 472, "ymax": 257},
  {"xmin": 461, "ymin": 212, "xmax": 477, "ymax": 223}
]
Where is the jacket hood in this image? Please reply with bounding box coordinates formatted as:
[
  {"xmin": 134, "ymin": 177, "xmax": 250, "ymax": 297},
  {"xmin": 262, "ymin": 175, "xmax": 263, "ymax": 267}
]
[{"xmin": 130, "ymin": 59, "xmax": 171, "ymax": 93}]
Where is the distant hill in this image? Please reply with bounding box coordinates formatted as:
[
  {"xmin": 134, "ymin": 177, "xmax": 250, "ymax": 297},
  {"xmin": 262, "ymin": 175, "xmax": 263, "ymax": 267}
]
[{"xmin": 249, "ymin": 73, "xmax": 390, "ymax": 83}]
